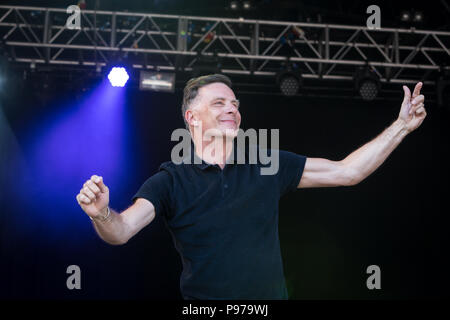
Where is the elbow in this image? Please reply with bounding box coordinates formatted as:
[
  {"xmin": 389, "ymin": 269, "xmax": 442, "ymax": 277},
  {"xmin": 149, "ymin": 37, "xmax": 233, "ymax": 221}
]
[
  {"xmin": 347, "ymin": 176, "xmax": 360, "ymax": 186},
  {"xmin": 343, "ymin": 165, "xmax": 362, "ymax": 186}
]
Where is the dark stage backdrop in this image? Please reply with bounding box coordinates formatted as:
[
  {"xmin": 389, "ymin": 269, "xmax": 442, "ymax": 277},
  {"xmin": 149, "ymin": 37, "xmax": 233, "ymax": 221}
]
[{"xmin": 0, "ymin": 76, "xmax": 448, "ymax": 300}]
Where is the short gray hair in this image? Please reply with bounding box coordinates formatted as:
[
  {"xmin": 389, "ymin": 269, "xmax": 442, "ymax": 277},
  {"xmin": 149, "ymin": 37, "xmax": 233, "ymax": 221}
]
[{"xmin": 181, "ymin": 74, "xmax": 233, "ymax": 130}]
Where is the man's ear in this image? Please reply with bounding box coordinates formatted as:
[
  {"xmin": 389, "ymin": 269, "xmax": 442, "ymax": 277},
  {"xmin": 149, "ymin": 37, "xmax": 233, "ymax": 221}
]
[{"xmin": 185, "ymin": 109, "xmax": 198, "ymax": 126}]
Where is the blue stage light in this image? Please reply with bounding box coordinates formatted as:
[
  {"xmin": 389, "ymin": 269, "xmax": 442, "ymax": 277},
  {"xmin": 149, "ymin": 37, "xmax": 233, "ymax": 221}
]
[{"xmin": 107, "ymin": 67, "xmax": 129, "ymax": 87}]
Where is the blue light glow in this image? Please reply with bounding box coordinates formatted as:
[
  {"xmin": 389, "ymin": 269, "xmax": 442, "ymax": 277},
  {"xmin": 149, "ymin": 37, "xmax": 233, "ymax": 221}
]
[{"xmin": 12, "ymin": 79, "xmax": 135, "ymax": 238}]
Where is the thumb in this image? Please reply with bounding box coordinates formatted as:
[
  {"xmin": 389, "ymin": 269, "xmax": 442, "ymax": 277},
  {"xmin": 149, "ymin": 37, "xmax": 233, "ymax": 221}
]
[
  {"xmin": 95, "ymin": 176, "xmax": 108, "ymax": 193},
  {"xmin": 402, "ymin": 85, "xmax": 411, "ymax": 105}
]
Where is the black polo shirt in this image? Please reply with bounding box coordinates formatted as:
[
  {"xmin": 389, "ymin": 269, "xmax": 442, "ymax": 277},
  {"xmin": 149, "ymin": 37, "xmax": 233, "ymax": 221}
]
[{"xmin": 132, "ymin": 140, "xmax": 307, "ymax": 299}]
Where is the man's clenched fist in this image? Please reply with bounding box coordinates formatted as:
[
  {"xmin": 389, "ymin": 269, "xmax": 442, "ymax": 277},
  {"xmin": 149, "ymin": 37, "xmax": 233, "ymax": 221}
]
[{"xmin": 76, "ymin": 175, "xmax": 109, "ymax": 220}]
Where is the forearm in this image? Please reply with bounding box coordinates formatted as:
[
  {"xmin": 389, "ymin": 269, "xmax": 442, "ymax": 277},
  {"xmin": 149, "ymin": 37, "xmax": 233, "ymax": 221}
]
[
  {"xmin": 342, "ymin": 118, "xmax": 409, "ymax": 184},
  {"xmin": 91, "ymin": 208, "xmax": 130, "ymax": 245}
]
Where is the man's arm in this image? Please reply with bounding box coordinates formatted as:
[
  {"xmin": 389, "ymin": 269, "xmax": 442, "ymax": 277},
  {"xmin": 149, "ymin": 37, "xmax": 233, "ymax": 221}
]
[
  {"xmin": 91, "ymin": 199, "xmax": 156, "ymax": 245},
  {"xmin": 298, "ymin": 82, "xmax": 427, "ymax": 189},
  {"xmin": 76, "ymin": 175, "xmax": 156, "ymax": 245}
]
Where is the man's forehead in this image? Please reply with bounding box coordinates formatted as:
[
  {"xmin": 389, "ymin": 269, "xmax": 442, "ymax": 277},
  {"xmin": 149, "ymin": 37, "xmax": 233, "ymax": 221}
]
[{"xmin": 199, "ymin": 82, "xmax": 235, "ymax": 99}]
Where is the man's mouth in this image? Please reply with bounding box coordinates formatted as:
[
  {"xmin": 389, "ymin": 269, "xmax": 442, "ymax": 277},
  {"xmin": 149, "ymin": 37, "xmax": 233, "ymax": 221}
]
[{"xmin": 220, "ymin": 120, "xmax": 236, "ymax": 124}]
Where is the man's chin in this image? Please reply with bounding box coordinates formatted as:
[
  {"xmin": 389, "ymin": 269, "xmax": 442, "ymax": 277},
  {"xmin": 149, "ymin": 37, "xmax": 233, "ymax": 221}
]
[
  {"xmin": 202, "ymin": 127, "xmax": 239, "ymax": 139},
  {"xmin": 222, "ymin": 128, "xmax": 239, "ymax": 138}
]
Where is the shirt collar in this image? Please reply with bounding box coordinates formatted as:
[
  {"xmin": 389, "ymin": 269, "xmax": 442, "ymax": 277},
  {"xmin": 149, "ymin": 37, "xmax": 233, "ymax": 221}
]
[{"xmin": 185, "ymin": 139, "xmax": 246, "ymax": 170}]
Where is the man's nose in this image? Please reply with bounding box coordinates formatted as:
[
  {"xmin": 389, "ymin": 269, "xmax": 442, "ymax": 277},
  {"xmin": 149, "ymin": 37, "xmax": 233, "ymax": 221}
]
[{"xmin": 225, "ymin": 102, "xmax": 238, "ymax": 113}]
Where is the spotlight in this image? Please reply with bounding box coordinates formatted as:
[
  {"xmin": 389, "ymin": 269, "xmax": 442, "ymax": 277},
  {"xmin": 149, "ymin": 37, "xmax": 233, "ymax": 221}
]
[
  {"xmin": 230, "ymin": 1, "xmax": 238, "ymax": 10},
  {"xmin": 413, "ymin": 11, "xmax": 424, "ymax": 22},
  {"xmin": 243, "ymin": 1, "xmax": 251, "ymax": 10},
  {"xmin": 276, "ymin": 69, "xmax": 303, "ymax": 96},
  {"xmin": 107, "ymin": 67, "xmax": 129, "ymax": 87},
  {"xmin": 354, "ymin": 67, "xmax": 380, "ymax": 101},
  {"xmin": 400, "ymin": 10, "xmax": 411, "ymax": 22}
]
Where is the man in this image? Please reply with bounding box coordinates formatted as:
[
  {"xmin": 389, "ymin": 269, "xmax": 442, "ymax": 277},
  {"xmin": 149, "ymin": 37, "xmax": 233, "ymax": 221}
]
[{"xmin": 76, "ymin": 74, "xmax": 426, "ymax": 299}]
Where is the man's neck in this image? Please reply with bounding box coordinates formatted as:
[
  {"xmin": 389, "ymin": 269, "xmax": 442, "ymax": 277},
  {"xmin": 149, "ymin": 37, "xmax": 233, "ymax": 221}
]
[{"xmin": 193, "ymin": 136, "xmax": 234, "ymax": 169}]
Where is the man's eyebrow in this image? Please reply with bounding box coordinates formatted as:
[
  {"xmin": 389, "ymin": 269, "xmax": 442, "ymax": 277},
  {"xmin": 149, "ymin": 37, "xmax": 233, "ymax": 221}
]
[{"xmin": 210, "ymin": 97, "xmax": 239, "ymax": 103}]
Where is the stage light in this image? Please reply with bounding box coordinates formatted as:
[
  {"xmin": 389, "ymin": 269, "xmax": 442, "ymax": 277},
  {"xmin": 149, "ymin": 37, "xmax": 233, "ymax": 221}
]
[
  {"xmin": 107, "ymin": 67, "xmax": 129, "ymax": 87},
  {"xmin": 243, "ymin": 1, "xmax": 251, "ymax": 10},
  {"xmin": 400, "ymin": 11, "xmax": 411, "ymax": 22},
  {"xmin": 230, "ymin": 1, "xmax": 238, "ymax": 10},
  {"xmin": 413, "ymin": 11, "xmax": 424, "ymax": 22},
  {"xmin": 359, "ymin": 80, "xmax": 379, "ymax": 100},
  {"xmin": 276, "ymin": 69, "xmax": 303, "ymax": 96},
  {"xmin": 354, "ymin": 67, "xmax": 380, "ymax": 101},
  {"xmin": 139, "ymin": 71, "xmax": 175, "ymax": 93}
]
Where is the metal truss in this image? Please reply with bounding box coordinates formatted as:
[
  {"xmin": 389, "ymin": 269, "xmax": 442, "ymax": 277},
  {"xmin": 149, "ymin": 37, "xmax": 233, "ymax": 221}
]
[{"xmin": 1, "ymin": 5, "xmax": 449, "ymax": 85}]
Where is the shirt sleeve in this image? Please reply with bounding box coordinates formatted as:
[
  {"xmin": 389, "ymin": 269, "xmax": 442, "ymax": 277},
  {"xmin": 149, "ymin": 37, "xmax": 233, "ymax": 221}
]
[
  {"xmin": 131, "ymin": 169, "xmax": 173, "ymax": 219},
  {"xmin": 276, "ymin": 150, "xmax": 307, "ymax": 197}
]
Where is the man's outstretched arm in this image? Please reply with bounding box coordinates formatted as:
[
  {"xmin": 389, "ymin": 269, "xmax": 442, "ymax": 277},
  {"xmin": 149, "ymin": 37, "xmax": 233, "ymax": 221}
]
[{"xmin": 298, "ymin": 82, "xmax": 427, "ymax": 189}]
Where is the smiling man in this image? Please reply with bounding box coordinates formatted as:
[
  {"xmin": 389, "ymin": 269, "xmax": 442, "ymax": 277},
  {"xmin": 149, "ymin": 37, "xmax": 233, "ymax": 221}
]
[{"xmin": 76, "ymin": 74, "xmax": 426, "ymax": 300}]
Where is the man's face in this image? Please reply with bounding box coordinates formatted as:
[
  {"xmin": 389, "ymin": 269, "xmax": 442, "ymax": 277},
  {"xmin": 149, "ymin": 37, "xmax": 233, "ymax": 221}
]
[{"xmin": 188, "ymin": 82, "xmax": 241, "ymax": 138}]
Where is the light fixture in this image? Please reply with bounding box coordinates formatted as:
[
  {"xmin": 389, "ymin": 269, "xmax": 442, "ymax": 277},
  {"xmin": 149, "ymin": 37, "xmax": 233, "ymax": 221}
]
[
  {"xmin": 400, "ymin": 10, "xmax": 424, "ymax": 24},
  {"xmin": 413, "ymin": 11, "xmax": 424, "ymax": 22},
  {"xmin": 139, "ymin": 71, "xmax": 175, "ymax": 93},
  {"xmin": 243, "ymin": 1, "xmax": 251, "ymax": 10},
  {"xmin": 230, "ymin": 1, "xmax": 238, "ymax": 10},
  {"xmin": 107, "ymin": 67, "xmax": 129, "ymax": 87},
  {"xmin": 276, "ymin": 65, "xmax": 303, "ymax": 96},
  {"xmin": 354, "ymin": 67, "xmax": 381, "ymax": 101},
  {"xmin": 400, "ymin": 10, "xmax": 411, "ymax": 22}
]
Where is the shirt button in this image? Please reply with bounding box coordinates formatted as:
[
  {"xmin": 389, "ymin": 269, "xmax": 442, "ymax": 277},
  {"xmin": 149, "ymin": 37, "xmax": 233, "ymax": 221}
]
[{"xmin": 224, "ymin": 184, "xmax": 228, "ymax": 188}]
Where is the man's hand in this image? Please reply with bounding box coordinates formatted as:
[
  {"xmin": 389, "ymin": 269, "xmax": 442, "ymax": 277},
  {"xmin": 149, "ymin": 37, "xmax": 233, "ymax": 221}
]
[
  {"xmin": 76, "ymin": 175, "xmax": 109, "ymax": 219},
  {"xmin": 398, "ymin": 82, "xmax": 427, "ymax": 133}
]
